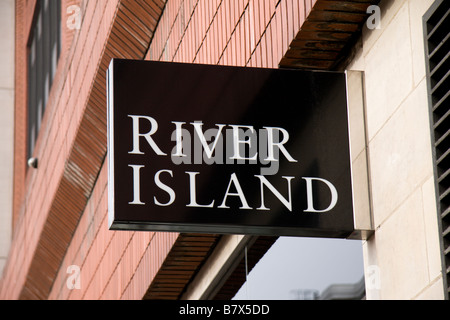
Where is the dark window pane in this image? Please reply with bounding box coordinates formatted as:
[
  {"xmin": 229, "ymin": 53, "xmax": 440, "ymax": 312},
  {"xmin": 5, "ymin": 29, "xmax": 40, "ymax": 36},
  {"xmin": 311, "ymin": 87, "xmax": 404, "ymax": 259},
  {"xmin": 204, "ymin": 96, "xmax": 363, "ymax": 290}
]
[{"xmin": 27, "ymin": 0, "xmax": 61, "ymax": 159}]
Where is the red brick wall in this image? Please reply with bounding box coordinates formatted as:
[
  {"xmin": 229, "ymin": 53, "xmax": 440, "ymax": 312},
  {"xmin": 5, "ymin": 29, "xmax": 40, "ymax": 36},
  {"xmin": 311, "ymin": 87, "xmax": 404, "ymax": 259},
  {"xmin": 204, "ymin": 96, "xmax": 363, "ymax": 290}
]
[
  {"xmin": 12, "ymin": 0, "xmax": 81, "ymax": 231},
  {"xmin": 2, "ymin": 0, "xmax": 316, "ymax": 300},
  {"xmin": 147, "ymin": 0, "xmax": 314, "ymax": 67},
  {"xmin": 49, "ymin": 0, "xmax": 316, "ymax": 300},
  {"xmin": 12, "ymin": 0, "xmax": 27, "ymax": 232},
  {"xmin": 3, "ymin": 0, "xmax": 124, "ymax": 299}
]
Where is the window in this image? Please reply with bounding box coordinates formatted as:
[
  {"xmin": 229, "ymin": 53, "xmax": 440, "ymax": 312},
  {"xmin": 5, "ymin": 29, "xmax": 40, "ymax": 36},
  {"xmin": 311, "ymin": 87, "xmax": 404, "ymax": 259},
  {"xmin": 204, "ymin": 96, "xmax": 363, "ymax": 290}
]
[
  {"xmin": 232, "ymin": 237, "xmax": 365, "ymax": 300},
  {"xmin": 424, "ymin": 0, "xmax": 450, "ymax": 298},
  {"xmin": 27, "ymin": 0, "xmax": 61, "ymax": 158}
]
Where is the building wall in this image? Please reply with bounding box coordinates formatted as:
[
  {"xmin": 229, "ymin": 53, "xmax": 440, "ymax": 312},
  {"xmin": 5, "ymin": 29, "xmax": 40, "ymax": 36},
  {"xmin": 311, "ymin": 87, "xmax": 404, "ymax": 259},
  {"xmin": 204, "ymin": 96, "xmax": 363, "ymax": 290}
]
[
  {"xmin": 145, "ymin": 0, "xmax": 308, "ymax": 67},
  {"xmin": 176, "ymin": 0, "xmax": 448, "ymax": 300},
  {"xmin": 1, "ymin": 0, "xmax": 446, "ymax": 300},
  {"xmin": 1, "ymin": 0, "xmax": 122, "ymax": 299},
  {"xmin": 347, "ymin": 0, "xmax": 445, "ymax": 299},
  {"xmin": 19, "ymin": 0, "xmax": 315, "ymax": 300},
  {"xmin": 0, "ymin": 0, "xmax": 15, "ymax": 276}
]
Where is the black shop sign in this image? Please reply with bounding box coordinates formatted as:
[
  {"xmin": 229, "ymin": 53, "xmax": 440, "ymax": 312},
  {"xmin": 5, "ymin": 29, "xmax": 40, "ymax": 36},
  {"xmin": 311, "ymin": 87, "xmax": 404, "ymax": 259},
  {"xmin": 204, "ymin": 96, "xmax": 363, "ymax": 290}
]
[{"xmin": 107, "ymin": 59, "xmax": 354, "ymax": 238}]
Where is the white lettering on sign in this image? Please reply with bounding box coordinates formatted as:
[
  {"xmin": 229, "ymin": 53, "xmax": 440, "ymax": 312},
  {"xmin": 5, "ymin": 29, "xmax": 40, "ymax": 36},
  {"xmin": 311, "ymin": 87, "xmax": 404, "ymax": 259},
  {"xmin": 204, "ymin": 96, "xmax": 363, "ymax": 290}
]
[
  {"xmin": 263, "ymin": 126, "xmax": 298, "ymax": 163},
  {"xmin": 128, "ymin": 115, "xmax": 167, "ymax": 156},
  {"xmin": 128, "ymin": 167, "xmax": 338, "ymax": 213},
  {"xmin": 127, "ymin": 115, "xmax": 298, "ymax": 165},
  {"xmin": 229, "ymin": 125, "xmax": 258, "ymax": 161},
  {"xmin": 128, "ymin": 164, "xmax": 145, "ymax": 205},
  {"xmin": 218, "ymin": 173, "xmax": 252, "ymax": 210},
  {"xmin": 125, "ymin": 114, "xmax": 339, "ymax": 214},
  {"xmin": 154, "ymin": 169, "xmax": 176, "ymax": 207},
  {"xmin": 303, "ymin": 177, "xmax": 338, "ymax": 213}
]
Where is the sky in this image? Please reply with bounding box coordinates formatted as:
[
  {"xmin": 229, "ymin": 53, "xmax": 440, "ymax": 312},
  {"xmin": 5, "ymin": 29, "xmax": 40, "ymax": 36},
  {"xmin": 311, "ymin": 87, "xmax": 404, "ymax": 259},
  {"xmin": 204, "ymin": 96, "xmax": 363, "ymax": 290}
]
[{"xmin": 233, "ymin": 236, "xmax": 364, "ymax": 300}]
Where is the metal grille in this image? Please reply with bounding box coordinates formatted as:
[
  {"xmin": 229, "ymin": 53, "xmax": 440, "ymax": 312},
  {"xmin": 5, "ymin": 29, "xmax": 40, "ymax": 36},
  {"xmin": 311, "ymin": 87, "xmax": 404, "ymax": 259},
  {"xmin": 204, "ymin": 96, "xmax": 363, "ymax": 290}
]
[{"xmin": 424, "ymin": 0, "xmax": 450, "ymax": 299}]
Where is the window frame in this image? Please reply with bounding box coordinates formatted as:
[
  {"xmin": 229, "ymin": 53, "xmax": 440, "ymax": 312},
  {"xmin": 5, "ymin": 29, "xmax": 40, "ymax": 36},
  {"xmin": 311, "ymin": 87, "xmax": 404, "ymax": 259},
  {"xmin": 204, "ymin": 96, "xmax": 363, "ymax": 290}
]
[{"xmin": 26, "ymin": 0, "xmax": 62, "ymax": 159}]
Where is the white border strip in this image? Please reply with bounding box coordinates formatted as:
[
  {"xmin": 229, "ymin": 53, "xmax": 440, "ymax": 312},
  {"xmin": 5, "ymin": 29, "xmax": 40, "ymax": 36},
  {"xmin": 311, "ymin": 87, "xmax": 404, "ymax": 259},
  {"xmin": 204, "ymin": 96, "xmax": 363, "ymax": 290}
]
[{"xmin": 107, "ymin": 59, "xmax": 115, "ymax": 229}]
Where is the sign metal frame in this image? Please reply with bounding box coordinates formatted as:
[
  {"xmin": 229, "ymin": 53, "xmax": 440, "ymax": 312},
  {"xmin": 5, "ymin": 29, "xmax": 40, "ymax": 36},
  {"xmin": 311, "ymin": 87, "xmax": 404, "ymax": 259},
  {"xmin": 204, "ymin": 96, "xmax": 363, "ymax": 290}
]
[{"xmin": 107, "ymin": 59, "xmax": 358, "ymax": 238}]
